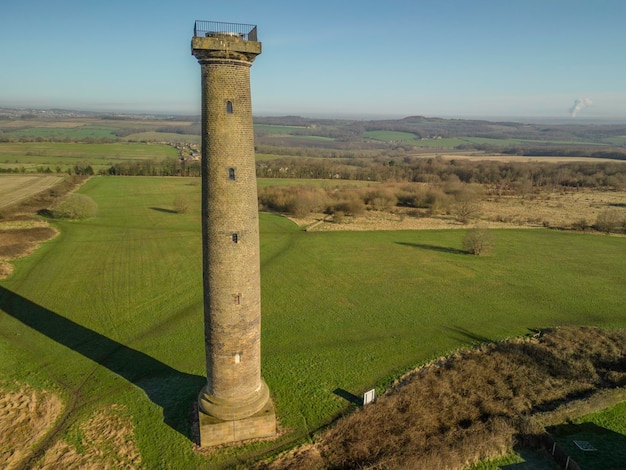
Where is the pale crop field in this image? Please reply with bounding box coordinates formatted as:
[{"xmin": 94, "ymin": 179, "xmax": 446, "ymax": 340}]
[
  {"xmin": 0, "ymin": 174, "xmax": 64, "ymax": 209},
  {"xmin": 0, "ymin": 176, "xmax": 624, "ymax": 468}
]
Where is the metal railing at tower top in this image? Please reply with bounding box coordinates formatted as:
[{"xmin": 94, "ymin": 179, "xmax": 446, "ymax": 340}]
[{"xmin": 193, "ymin": 21, "xmax": 258, "ymax": 42}]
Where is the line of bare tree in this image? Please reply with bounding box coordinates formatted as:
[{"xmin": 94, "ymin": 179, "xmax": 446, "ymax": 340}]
[{"xmin": 256, "ymin": 155, "xmax": 626, "ymax": 190}]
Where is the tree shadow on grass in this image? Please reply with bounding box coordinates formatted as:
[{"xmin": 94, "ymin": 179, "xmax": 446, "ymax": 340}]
[
  {"xmin": 444, "ymin": 326, "xmax": 494, "ymax": 345},
  {"xmin": 0, "ymin": 285, "xmax": 205, "ymax": 441},
  {"xmin": 395, "ymin": 242, "xmax": 467, "ymax": 255},
  {"xmin": 149, "ymin": 206, "xmax": 178, "ymax": 214}
]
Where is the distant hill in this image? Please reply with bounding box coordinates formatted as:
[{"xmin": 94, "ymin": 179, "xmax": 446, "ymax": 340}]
[{"xmin": 253, "ymin": 114, "xmax": 626, "ymax": 146}]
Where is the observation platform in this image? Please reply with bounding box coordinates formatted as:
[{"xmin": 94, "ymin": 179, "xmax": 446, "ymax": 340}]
[{"xmin": 192, "ymin": 20, "xmax": 261, "ymax": 58}]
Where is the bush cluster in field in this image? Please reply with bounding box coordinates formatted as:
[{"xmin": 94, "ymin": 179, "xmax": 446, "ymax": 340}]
[
  {"xmin": 259, "ymin": 177, "xmax": 626, "ymax": 233},
  {"xmin": 258, "ymin": 179, "xmax": 483, "ymax": 222},
  {"xmin": 50, "ymin": 193, "xmax": 98, "ymax": 219},
  {"xmin": 594, "ymin": 208, "xmax": 626, "ymax": 234},
  {"xmin": 260, "ymin": 327, "xmax": 625, "ymax": 470}
]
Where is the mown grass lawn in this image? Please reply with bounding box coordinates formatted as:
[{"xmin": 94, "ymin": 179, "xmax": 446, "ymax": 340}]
[{"xmin": 0, "ymin": 176, "xmax": 624, "ymax": 468}]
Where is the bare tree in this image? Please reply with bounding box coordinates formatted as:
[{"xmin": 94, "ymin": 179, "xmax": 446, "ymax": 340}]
[{"xmin": 454, "ymin": 189, "xmax": 481, "ymax": 224}]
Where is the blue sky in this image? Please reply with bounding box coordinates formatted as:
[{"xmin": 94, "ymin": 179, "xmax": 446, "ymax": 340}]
[{"xmin": 1, "ymin": 0, "xmax": 624, "ymax": 119}]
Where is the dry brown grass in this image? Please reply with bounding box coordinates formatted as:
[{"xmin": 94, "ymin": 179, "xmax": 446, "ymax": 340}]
[
  {"xmin": 0, "ymin": 226, "xmax": 58, "ymax": 259},
  {"xmin": 292, "ymin": 187, "xmax": 626, "ymax": 232},
  {"xmin": 33, "ymin": 405, "xmax": 143, "ymax": 470},
  {"xmin": 0, "ymin": 175, "xmax": 65, "ymax": 210},
  {"xmin": 0, "ymin": 261, "xmax": 14, "ymax": 278},
  {"xmin": 0, "ymin": 381, "xmax": 142, "ymax": 470},
  {"xmin": 257, "ymin": 327, "xmax": 626, "ymax": 470},
  {"xmin": 0, "ymin": 220, "xmax": 58, "ymax": 279},
  {"xmin": 436, "ymin": 153, "xmax": 626, "ymax": 164},
  {"xmin": 0, "ymin": 382, "xmax": 64, "ymax": 470},
  {"xmin": 0, "ymin": 175, "xmax": 88, "ymax": 217},
  {"xmin": 0, "ymin": 175, "xmax": 86, "ymax": 279}
]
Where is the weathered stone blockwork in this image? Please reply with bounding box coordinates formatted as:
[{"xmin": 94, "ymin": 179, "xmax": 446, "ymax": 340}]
[
  {"xmin": 198, "ymin": 399, "xmax": 276, "ymax": 447},
  {"xmin": 192, "ymin": 28, "xmax": 275, "ymax": 446}
]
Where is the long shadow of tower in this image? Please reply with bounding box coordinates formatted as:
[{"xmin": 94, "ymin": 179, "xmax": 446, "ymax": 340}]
[{"xmin": 0, "ymin": 286, "xmax": 205, "ymax": 438}]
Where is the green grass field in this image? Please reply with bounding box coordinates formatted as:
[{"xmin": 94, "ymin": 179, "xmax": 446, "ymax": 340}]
[
  {"xmin": 0, "ymin": 176, "xmax": 625, "ymax": 467},
  {"xmin": 364, "ymin": 130, "xmax": 419, "ymax": 142},
  {"xmin": 0, "ymin": 142, "xmax": 178, "ymax": 172},
  {"xmin": 601, "ymin": 135, "xmax": 626, "ymax": 146},
  {"xmin": 123, "ymin": 131, "xmax": 201, "ymax": 144},
  {"xmin": 254, "ymin": 124, "xmax": 309, "ymax": 135},
  {"xmin": 5, "ymin": 126, "xmax": 119, "ymax": 140},
  {"xmin": 254, "ymin": 124, "xmax": 335, "ymax": 142},
  {"xmin": 413, "ymin": 137, "xmax": 473, "ymax": 148}
]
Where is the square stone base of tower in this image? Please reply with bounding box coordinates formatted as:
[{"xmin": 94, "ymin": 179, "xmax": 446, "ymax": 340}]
[{"xmin": 198, "ymin": 400, "xmax": 276, "ymax": 447}]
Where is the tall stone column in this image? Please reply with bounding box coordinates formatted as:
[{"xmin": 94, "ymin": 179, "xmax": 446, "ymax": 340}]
[{"xmin": 191, "ymin": 21, "xmax": 275, "ymax": 447}]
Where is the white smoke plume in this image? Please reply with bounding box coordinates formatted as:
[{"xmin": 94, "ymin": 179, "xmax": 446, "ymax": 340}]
[{"xmin": 569, "ymin": 98, "xmax": 592, "ymax": 117}]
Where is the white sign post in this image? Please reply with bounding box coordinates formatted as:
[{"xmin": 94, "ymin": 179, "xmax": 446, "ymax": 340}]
[{"xmin": 363, "ymin": 389, "xmax": 376, "ymax": 405}]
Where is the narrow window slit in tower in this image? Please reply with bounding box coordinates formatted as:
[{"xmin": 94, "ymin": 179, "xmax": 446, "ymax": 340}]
[
  {"xmin": 232, "ymin": 232, "xmax": 238, "ymax": 243},
  {"xmin": 233, "ymin": 294, "xmax": 241, "ymax": 305},
  {"xmin": 226, "ymin": 100, "xmax": 233, "ymax": 114},
  {"xmin": 228, "ymin": 167, "xmax": 236, "ymax": 180}
]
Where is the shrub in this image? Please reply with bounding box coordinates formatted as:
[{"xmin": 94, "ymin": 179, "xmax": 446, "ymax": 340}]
[
  {"xmin": 365, "ymin": 188, "xmax": 397, "ymax": 211},
  {"xmin": 594, "ymin": 209, "xmax": 624, "ymax": 234},
  {"xmin": 425, "ymin": 188, "xmax": 452, "ymax": 214},
  {"xmin": 173, "ymin": 194, "xmax": 189, "ymax": 214},
  {"xmin": 313, "ymin": 327, "xmax": 626, "ymax": 470},
  {"xmin": 332, "ymin": 211, "xmax": 345, "ymax": 223},
  {"xmin": 463, "ymin": 227, "xmax": 494, "ymax": 256},
  {"xmin": 330, "ymin": 197, "xmax": 366, "ymax": 217},
  {"xmin": 258, "ymin": 185, "xmax": 328, "ymax": 217},
  {"xmin": 286, "ymin": 189, "xmax": 326, "ymax": 218},
  {"xmin": 396, "ymin": 184, "xmax": 428, "ymax": 208},
  {"xmin": 50, "ymin": 194, "xmax": 97, "ymax": 219}
]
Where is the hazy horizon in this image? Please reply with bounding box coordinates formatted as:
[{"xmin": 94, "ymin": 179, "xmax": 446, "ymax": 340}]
[
  {"xmin": 4, "ymin": 103, "xmax": 626, "ymax": 127},
  {"xmin": 2, "ymin": 1, "xmax": 626, "ymax": 122}
]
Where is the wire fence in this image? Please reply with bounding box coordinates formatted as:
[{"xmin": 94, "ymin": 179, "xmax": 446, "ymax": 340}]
[
  {"xmin": 539, "ymin": 433, "xmax": 581, "ymax": 470},
  {"xmin": 193, "ymin": 21, "xmax": 258, "ymax": 41}
]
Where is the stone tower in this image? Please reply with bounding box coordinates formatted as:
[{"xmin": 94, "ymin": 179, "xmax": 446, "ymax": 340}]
[{"xmin": 191, "ymin": 20, "xmax": 275, "ymax": 447}]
